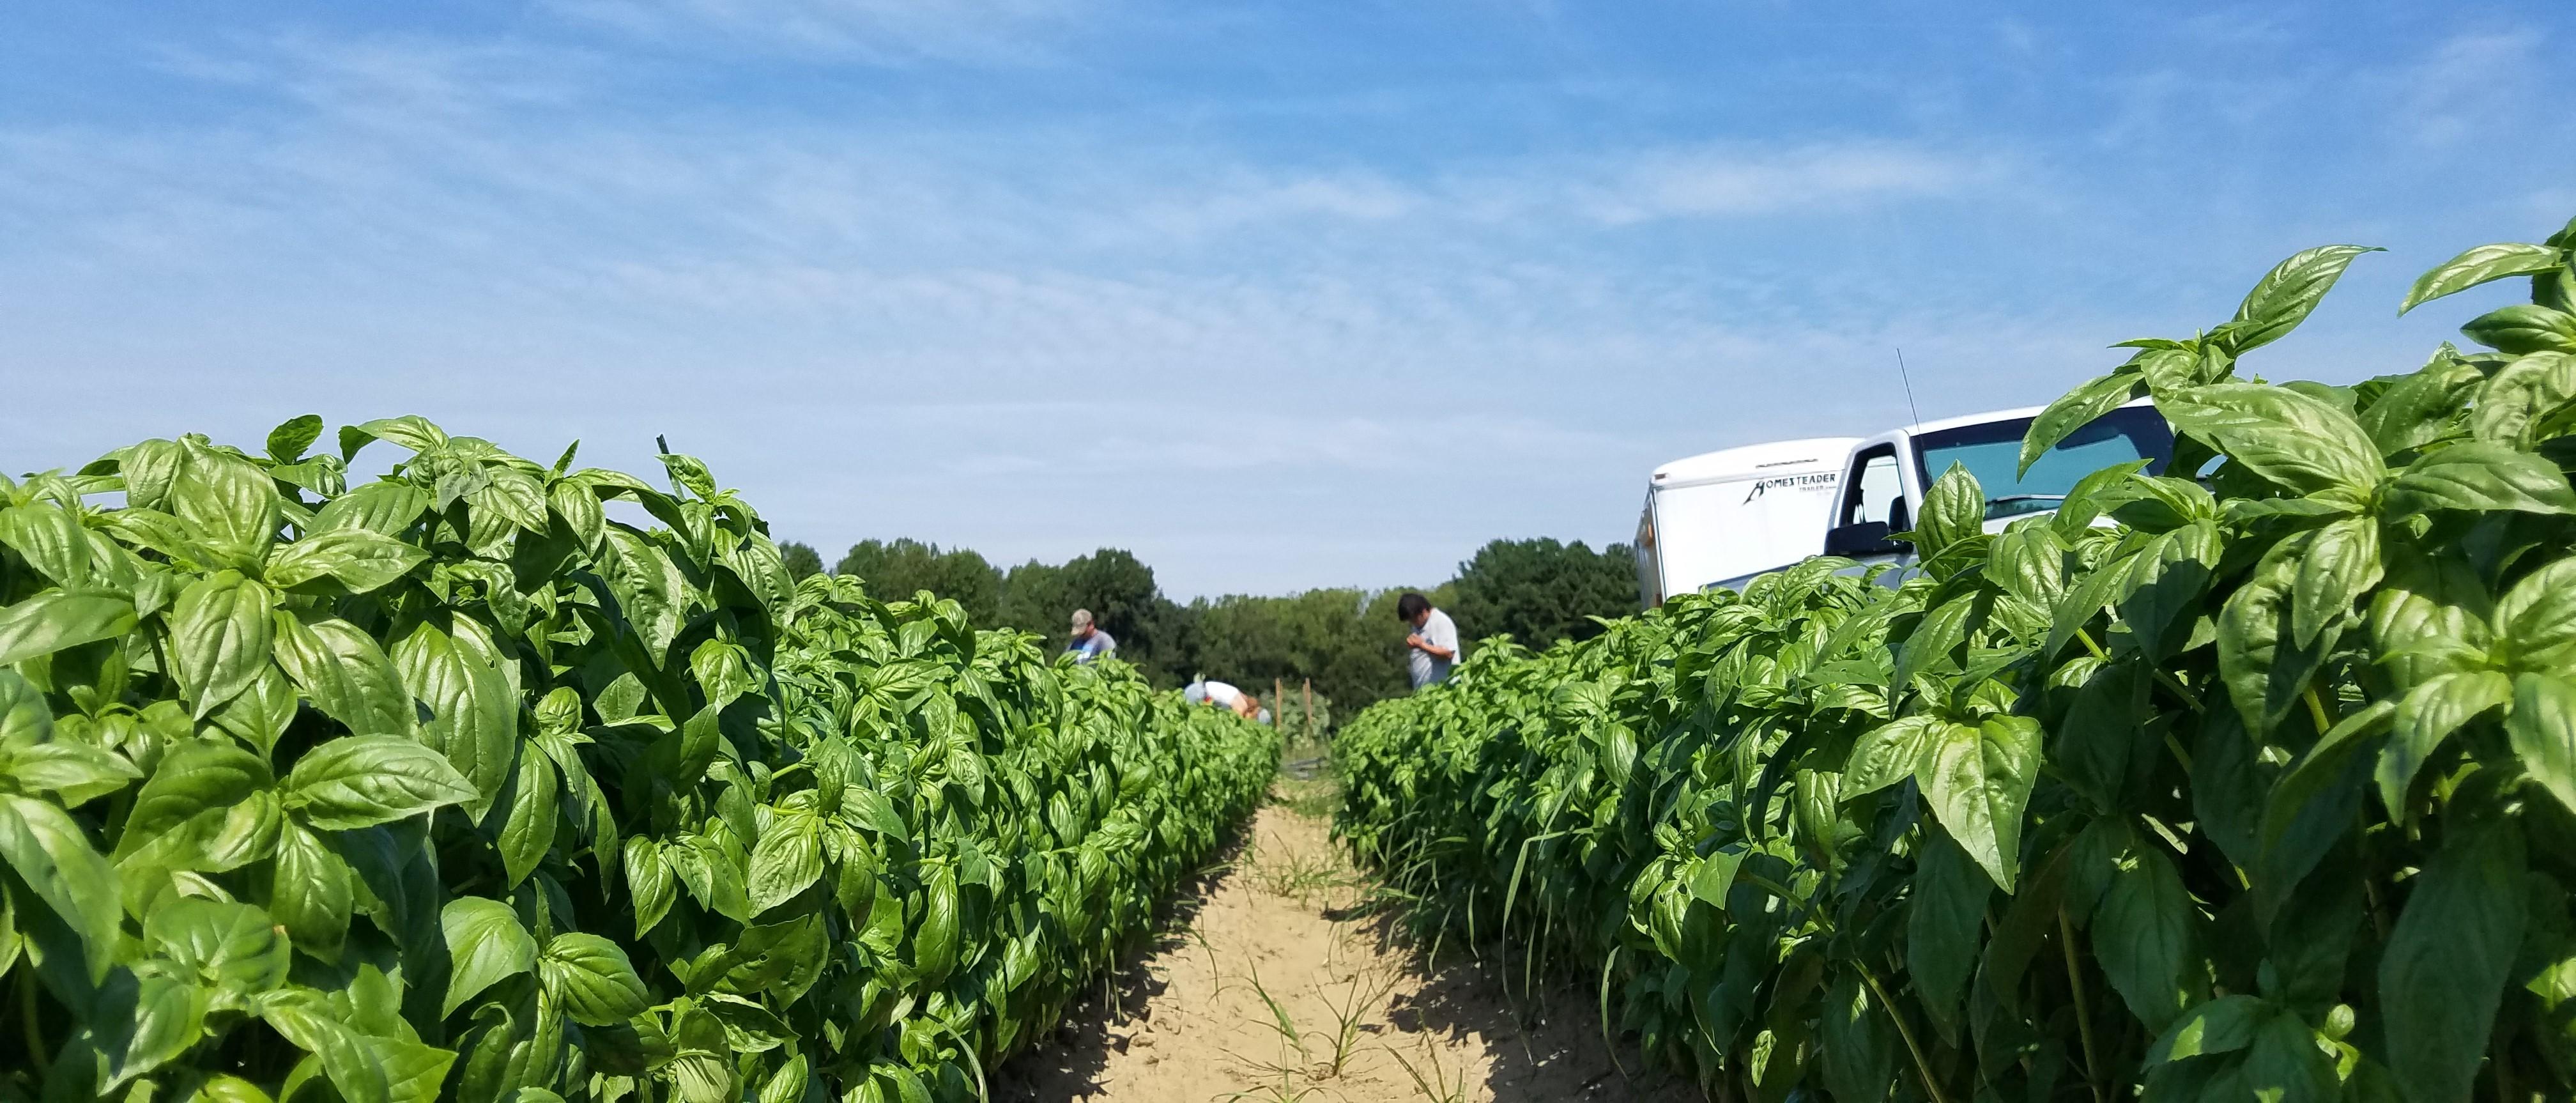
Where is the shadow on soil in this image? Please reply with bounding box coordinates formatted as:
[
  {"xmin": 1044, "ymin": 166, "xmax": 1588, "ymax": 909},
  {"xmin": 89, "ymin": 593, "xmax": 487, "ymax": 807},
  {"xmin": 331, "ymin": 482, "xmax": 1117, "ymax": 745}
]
[
  {"xmin": 1344, "ymin": 904, "xmax": 1703, "ymax": 1103},
  {"xmin": 986, "ymin": 824, "xmax": 1247, "ymax": 1103}
]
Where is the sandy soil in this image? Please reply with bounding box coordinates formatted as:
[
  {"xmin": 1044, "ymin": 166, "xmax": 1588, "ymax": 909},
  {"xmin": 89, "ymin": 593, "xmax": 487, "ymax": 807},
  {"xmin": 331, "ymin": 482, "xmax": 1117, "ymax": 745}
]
[{"xmin": 990, "ymin": 788, "xmax": 1703, "ymax": 1103}]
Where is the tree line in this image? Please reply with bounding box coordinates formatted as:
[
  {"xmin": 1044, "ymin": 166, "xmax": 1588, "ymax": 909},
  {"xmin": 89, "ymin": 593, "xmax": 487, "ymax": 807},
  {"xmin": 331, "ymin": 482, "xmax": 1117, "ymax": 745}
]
[{"xmin": 776, "ymin": 536, "xmax": 1639, "ymax": 725}]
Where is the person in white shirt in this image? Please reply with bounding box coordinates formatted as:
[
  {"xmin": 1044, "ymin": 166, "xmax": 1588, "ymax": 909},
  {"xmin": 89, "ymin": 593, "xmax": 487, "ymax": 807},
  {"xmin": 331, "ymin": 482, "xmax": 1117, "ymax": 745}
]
[
  {"xmin": 1396, "ymin": 592, "xmax": 1459, "ymax": 688},
  {"xmin": 1183, "ymin": 678, "xmax": 1259, "ymax": 718}
]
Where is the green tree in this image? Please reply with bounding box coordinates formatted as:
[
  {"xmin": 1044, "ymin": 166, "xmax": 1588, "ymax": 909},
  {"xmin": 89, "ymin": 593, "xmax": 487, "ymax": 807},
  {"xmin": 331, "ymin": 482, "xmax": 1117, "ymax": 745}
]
[
  {"xmin": 832, "ymin": 538, "xmax": 1003, "ymax": 624},
  {"xmin": 779, "ymin": 540, "xmax": 824, "ymax": 580},
  {"xmin": 1446, "ymin": 537, "xmax": 1637, "ymax": 650}
]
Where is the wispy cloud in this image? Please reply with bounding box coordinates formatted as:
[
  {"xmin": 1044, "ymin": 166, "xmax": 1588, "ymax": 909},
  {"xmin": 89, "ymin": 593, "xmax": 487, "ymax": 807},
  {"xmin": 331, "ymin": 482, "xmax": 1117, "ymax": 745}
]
[
  {"xmin": 542, "ymin": 0, "xmax": 1098, "ymax": 65},
  {"xmin": 2398, "ymin": 27, "xmax": 2545, "ymax": 148},
  {"xmin": 9, "ymin": 4, "xmax": 2570, "ymax": 595}
]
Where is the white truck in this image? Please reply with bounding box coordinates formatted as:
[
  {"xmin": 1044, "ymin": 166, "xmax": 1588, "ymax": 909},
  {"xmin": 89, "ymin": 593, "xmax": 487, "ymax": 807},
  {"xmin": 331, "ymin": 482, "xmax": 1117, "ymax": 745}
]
[
  {"xmin": 1634, "ymin": 401, "xmax": 2172, "ymax": 605},
  {"xmin": 1633, "ymin": 436, "xmax": 1860, "ymax": 607},
  {"xmin": 1816, "ymin": 400, "xmax": 2173, "ymax": 570}
]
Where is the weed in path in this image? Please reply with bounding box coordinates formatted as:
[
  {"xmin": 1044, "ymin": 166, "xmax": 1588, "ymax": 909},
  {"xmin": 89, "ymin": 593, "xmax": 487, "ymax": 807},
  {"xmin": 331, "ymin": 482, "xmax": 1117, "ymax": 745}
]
[
  {"xmin": 1275, "ymin": 776, "xmax": 1339, "ymax": 820},
  {"xmin": 1386, "ymin": 1040, "xmax": 1471, "ymax": 1103},
  {"xmin": 1252, "ymin": 843, "xmax": 1349, "ymax": 902},
  {"xmin": 1246, "ymin": 961, "xmax": 1307, "ymax": 1063},
  {"xmin": 1315, "ymin": 964, "xmax": 1399, "ymax": 1079}
]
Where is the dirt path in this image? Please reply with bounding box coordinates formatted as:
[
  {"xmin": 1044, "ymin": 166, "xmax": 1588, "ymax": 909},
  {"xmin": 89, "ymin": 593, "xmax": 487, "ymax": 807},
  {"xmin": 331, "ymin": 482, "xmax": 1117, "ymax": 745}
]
[{"xmin": 992, "ymin": 787, "xmax": 1702, "ymax": 1103}]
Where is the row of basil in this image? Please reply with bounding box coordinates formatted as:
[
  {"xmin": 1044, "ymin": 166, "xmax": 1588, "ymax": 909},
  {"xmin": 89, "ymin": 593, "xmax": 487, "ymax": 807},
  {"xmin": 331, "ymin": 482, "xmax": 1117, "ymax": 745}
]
[
  {"xmin": 1336, "ymin": 217, "xmax": 2576, "ymax": 1102},
  {"xmin": 0, "ymin": 417, "xmax": 1275, "ymax": 1102}
]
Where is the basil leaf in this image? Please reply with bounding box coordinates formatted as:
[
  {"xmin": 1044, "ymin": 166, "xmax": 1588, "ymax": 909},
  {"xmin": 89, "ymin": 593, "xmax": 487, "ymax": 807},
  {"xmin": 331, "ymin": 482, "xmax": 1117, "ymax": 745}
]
[
  {"xmin": 0, "ymin": 792, "xmax": 122, "ymax": 981},
  {"xmin": 0, "ymin": 588, "xmax": 137, "ymax": 668},
  {"xmin": 2462, "ymin": 304, "xmax": 2576, "ymax": 355},
  {"xmin": 264, "ymin": 528, "xmax": 429, "ymax": 593},
  {"xmin": 538, "ymin": 932, "xmax": 648, "ymax": 1026},
  {"xmin": 392, "ymin": 621, "xmax": 515, "ymax": 820},
  {"xmin": 272, "ymin": 612, "xmax": 413, "ymax": 739},
  {"xmin": 2379, "ymin": 822, "xmax": 2526, "ymax": 1103},
  {"xmin": 2402, "ymin": 242, "xmax": 2564, "ymax": 314},
  {"xmin": 283, "ymin": 735, "xmax": 477, "ymax": 830},
  {"xmin": 2383, "ymin": 441, "xmax": 2576, "ymax": 518},
  {"xmin": 441, "ymin": 897, "xmax": 537, "ymax": 1017},
  {"xmin": 169, "ymin": 571, "xmax": 277, "ymax": 719},
  {"xmin": 2161, "ymin": 383, "xmax": 2384, "ymax": 495},
  {"xmin": 1917, "ymin": 716, "xmax": 2040, "ymax": 892}
]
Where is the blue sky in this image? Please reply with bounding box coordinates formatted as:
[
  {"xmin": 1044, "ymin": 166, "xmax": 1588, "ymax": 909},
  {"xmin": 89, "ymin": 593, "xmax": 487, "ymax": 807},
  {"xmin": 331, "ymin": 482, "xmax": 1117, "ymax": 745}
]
[{"xmin": 4, "ymin": 1, "xmax": 2572, "ymax": 598}]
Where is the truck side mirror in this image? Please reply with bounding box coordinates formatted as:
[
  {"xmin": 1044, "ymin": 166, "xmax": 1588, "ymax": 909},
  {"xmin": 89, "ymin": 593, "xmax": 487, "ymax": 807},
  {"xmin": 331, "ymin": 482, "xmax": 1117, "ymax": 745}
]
[{"xmin": 1824, "ymin": 521, "xmax": 1902, "ymax": 557}]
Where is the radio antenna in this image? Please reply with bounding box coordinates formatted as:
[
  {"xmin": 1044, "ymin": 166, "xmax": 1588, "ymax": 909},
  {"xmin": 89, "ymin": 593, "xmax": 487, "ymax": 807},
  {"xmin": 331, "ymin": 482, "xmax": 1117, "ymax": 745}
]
[{"xmin": 1894, "ymin": 347, "xmax": 1924, "ymax": 433}]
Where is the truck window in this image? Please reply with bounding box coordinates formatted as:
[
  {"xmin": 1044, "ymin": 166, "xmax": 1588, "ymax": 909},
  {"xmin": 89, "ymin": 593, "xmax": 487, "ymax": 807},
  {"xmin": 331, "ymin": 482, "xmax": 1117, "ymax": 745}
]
[
  {"xmin": 1841, "ymin": 446, "xmax": 1903, "ymax": 528},
  {"xmin": 1912, "ymin": 406, "xmax": 2174, "ymax": 520}
]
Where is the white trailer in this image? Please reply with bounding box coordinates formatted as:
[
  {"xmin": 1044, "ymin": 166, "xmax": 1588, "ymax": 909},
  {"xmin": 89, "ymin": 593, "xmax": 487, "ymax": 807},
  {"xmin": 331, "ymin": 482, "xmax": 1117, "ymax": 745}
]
[{"xmin": 1634, "ymin": 437, "xmax": 1861, "ymax": 606}]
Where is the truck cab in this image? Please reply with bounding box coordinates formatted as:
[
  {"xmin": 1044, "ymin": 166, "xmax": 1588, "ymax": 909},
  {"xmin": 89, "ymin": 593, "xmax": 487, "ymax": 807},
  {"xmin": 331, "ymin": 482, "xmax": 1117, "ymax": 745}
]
[
  {"xmin": 1821, "ymin": 400, "xmax": 2173, "ymax": 571},
  {"xmin": 1635, "ymin": 436, "xmax": 1862, "ymax": 606}
]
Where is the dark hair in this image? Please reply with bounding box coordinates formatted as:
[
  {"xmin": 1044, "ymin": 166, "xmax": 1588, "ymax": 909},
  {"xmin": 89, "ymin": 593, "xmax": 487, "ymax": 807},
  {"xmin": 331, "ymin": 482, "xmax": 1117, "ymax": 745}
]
[{"xmin": 1395, "ymin": 592, "xmax": 1430, "ymax": 621}]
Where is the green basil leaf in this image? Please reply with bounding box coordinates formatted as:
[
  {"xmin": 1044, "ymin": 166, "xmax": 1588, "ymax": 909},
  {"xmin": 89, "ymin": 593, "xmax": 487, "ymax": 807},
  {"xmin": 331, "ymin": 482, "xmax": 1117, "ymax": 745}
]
[
  {"xmin": 283, "ymin": 734, "xmax": 477, "ymax": 830},
  {"xmin": 914, "ymin": 865, "xmax": 961, "ymax": 985},
  {"xmin": 0, "ymin": 500, "xmax": 94, "ymax": 587},
  {"xmin": 1915, "ymin": 463, "xmax": 1984, "ymax": 559},
  {"xmin": 2462, "ymin": 304, "xmax": 2576, "ymax": 355},
  {"xmin": 2384, "ymin": 441, "xmax": 2576, "ymax": 518},
  {"xmin": 1906, "ymin": 828, "xmax": 1990, "ymax": 1031},
  {"xmin": 0, "ymin": 792, "xmax": 121, "ymax": 981},
  {"xmin": 144, "ymin": 897, "xmax": 290, "ymax": 1001},
  {"xmin": 2469, "ymin": 351, "xmax": 2576, "ymax": 447},
  {"xmin": 272, "ymin": 612, "xmax": 413, "ymax": 739},
  {"xmin": 119, "ymin": 741, "xmax": 273, "ymax": 858},
  {"xmin": 170, "ymin": 444, "xmax": 280, "ymax": 566},
  {"xmin": 2402, "ymin": 242, "xmax": 2564, "ymax": 314},
  {"xmin": 624, "ymin": 837, "xmax": 677, "ymax": 938},
  {"xmin": 6, "ymin": 740, "xmax": 141, "ymax": 806},
  {"xmin": 2161, "ymin": 383, "xmax": 2384, "ymax": 495},
  {"xmin": 539, "ymin": 932, "xmax": 649, "ymax": 1026},
  {"xmin": 2090, "ymin": 840, "xmax": 2199, "ymax": 1032},
  {"xmin": 1841, "ymin": 715, "xmax": 1944, "ymax": 796},
  {"xmin": 100, "ymin": 970, "xmax": 208, "ymax": 1092},
  {"xmin": 2225, "ymin": 243, "xmax": 2380, "ymax": 354},
  {"xmin": 2499, "ymin": 555, "xmax": 2576, "ymax": 670},
  {"xmin": 2146, "ymin": 994, "xmax": 2269, "ymax": 1063},
  {"xmin": 2290, "ymin": 516, "xmax": 2381, "ymax": 647},
  {"xmin": 747, "ymin": 814, "xmax": 824, "ymax": 916},
  {"xmin": 441, "ymin": 897, "xmax": 537, "ymax": 1017},
  {"xmin": 169, "ymin": 571, "xmax": 277, "ymax": 719},
  {"xmin": 264, "ymin": 414, "xmax": 324, "ymax": 464},
  {"xmin": 269, "ymin": 820, "xmax": 355, "ymax": 958},
  {"xmin": 2379, "ymin": 821, "xmax": 2526, "ymax": 1103},
  {"xmin": 2020, "ymin": 372, "xmax": 2145, "ymax": 477},
  {"xmin": 341, "ymin": 417, "xmax": 448, "ymax": 460},
  {"xmin": 264, "ymin": 528, "xmax": 429, "ymax": 593},
  {"xmin": 492, "ymin": 742, "xmax": 556, "ymax": 888},
  {"xmin": 2510, "ymin": 674, "xmax": 2576, "ymax": 815},
  {"xmin": 2380, "ymin": 671, "xmax": 2512, "ymax": 814},
  {"xmin": 261, "ymin": 987, "xmax": 392, "ymax": 1103},
  {"xmin": 312, "ymin": 481, "xmax": 433, "ymax": 537},
  {"xmin": 2219, "ymin": 541, "xmax": 2337, "ymax": 737},
  {"xmin": 0, "ymin": 588, "xmax": 137, "ymax": 668},
  {"xmin": 392, "ymin": 621, "xmax": 516, "ymax": 820},
  {"xmin": 1918, "ymin": 716, "xmax": 2041, "ymax": 892}
]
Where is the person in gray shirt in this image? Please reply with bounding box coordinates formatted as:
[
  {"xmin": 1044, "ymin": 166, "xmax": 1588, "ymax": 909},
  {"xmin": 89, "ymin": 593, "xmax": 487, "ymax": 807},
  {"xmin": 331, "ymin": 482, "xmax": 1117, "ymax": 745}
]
[
  {"xmin": 1395, "ymin": 592, "xmax": 1459, "ymax": 688},
  {"xmin": 1066, "ymin": 609, "xmax": 1116, "ymax": 663}
]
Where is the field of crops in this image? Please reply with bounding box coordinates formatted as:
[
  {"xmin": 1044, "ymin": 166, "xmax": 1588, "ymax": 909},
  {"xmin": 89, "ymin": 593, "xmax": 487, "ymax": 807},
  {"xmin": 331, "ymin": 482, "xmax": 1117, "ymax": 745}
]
[
  {"xmin": 1337, "ymin": 217, "xmax": 2576, "ymax": 1102},
  {"xmin": 0, "ymin": 420, "xmax": 1276, "ymax": 1100}
]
